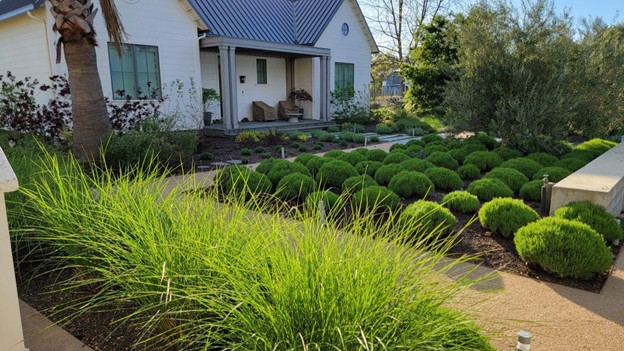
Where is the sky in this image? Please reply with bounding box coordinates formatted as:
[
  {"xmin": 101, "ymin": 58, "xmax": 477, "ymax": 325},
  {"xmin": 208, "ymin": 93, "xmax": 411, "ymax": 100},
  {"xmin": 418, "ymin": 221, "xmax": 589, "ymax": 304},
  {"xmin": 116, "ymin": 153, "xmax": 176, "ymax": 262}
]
[{"xmin": 511, "ymin": 0, "xmax": 622, "ymax": 24}]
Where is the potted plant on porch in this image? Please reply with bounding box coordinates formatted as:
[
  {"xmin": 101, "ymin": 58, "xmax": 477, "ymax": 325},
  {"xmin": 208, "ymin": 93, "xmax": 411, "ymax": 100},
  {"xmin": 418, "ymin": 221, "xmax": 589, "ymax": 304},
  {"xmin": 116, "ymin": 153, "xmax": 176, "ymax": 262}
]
[
  {"xmin": 289, "ymin": 88, "xmax": 313, "ymax": 116},
  {"xmin": 202, "ymin": 88, "xmax": 220, "ymax": 126}
]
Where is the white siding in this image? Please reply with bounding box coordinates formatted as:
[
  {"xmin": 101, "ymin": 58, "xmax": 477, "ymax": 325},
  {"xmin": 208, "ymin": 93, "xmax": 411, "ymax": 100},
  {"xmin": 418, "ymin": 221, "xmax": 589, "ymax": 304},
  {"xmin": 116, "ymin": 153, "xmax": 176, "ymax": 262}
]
[
  {"xmin": 294, "ymin": 57, "xmax": 314, "ymax": 119},
  {"xmin": 315, "ymin": 0, "xmax": 372, "ymax": 112},
  {"xmin": 0, "ymin": 7, "xmax": 54, "ymax": 103},
  {"xmin": 199, "ymin": 51, "xmax": 221, "ymax": 120},
  {"xmin": 235, "ymin": 55, "xmax": 286, "ymax": 121},
  {"xmin": 49, "ymin": 0, "xmax": 203, "ymax": 129}
]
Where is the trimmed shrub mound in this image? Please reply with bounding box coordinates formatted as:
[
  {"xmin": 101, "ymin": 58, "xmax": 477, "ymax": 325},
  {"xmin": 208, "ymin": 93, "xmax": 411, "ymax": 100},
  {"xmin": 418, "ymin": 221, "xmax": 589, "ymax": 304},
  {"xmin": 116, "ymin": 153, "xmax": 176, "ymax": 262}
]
[
  {"xmin": 463, "ymin": 151, "xmax": 503, "ymax": 172},
  {"xmin": 304, "ymin": 190, "xmax": 344, "ymax": 215},
  {"xmin": 266, "ymin": 160, "xmax": 311, "ymax": 186},
  {"xmin": 484, "ymin": 167, "xmax": 529, "ymax": 193},
  {"xmin": 532, "ymin": 167, "xmax": 571, "ymax": 183},
  {"xmin": 215, "ymin": 166, "xmax": 272, "ymax": 198},
  {"xmin": 424, "ymin": 144, "xmax": 449, "ymax": 157},
  {"xmin": 575, "ymin": 138, "xmax": 617, "ymax": 156},
  {"xmin": 406, "ymin": 139, "xmax": 426, "ymax": 148},
  {"xmin": 493, "ymin": 147, "xmax": 523, "ymax": 161},
  {"xmin": 388, "ymin": 171, "xmax": 434, "ymax": 198},
  {"xmin": 383, "ymin": 152, "xmax": 412, "ymax": 164},
  {"xmin": 324, "ymin": 149, "xmax": 347, "ymax": 158},
  {"xmin": 405, "ymin": 145, "xmax": 425, "ymax": 158},
  {"xmin": 342, "ymin": 174, "xmax": 378, "ymax": 193},
  {"xmin": 352, "ymin": 186, "xmax": 401, "ymax": 213},
  {"xmin": 306, "ymin": 156, "xmax": 333, "ymax": 177},
  {"xmin": 337, "ymin": 152, "xmax": 368, "ymax": 166},
  {"xmin": 442, "ymin": 191, "xmax": 480, "ymax": 213},
  {"xmin": 316, "ymin": 159, "xmax": 358, "ymax": 189},
  {"xmin": 448, "ymin": 147, "xmax": 470, "ymax": 164},
  {"xmin": 478, "ymin": 198, "xmax": 539, "ymax": 238},
  {"xmin": 424, "ymin": 167, "xmax": 463, "ymax": 192},
  {"xmin": 401, "ymin": 158, "xmax": 435, "ymax": 173},
  {"xmin": 519, "ymin": 180, "xmax": 544, "ymax": 202},
  {"xmin": 355, "ymin": 160, "xmax": 383, "ymax": 177},
  {"xmin": 515, "ymin": 218, "xmax": 613, "ymax": 279},
  {"xmin": 554, "ymin": 158, "xmax": 587, "ymax": 172},
  {"xmin": 276, "ymin": 173, "xmax": 316, "ymax": 200},
  {"xmin": 294, "ymin": 153, "xmax": 316, "ymax": 165},
  {"xmin": 457, "ymin": 164, "xmax": 481, "ymax": 180},
  {"xmin": 421, "ymin": 134, "xmax": 444, "ymax": 144},
  {"xmin": 472, "ymin": 133, "xmax": 499, "ymax": 150},
  {"xmin": 499, "ymin": 158, "xmax": 543, "ymax": 179},
  {"xmin": 467, "ymin": 178, "xmax": 513, "ymax": 202},
  {"xmin": 399, "ymin": 200, "xmax": 458, "ymax": 239},
  {"xmin": 527, "ymin": 152, "xmax": 559, "ymax": 167},
  {"xmin": 374, "ymin": 163, "xmax": 406, "ymax": 186},
  {"xmin": 459, "ymin": 142, "xmax": 488, "ymax": 154},
  {"xmin": 255, "ymin": 158, "xmax": 278, "ymax": 174},
  {"xmin": 352, "ymin": 147, "xmax": 369, "ymax": 156},
  {"xmin": 389, "ymin": 144, "xmax": 408, "ymax": 152},
  {"xmin": 426, "ymin": 151, "xmax": 459, "ymax": 170},
  {"xmin": 561, "ymin": 149, "xmax": 598, "ymax": 163},
  {"xmin": 554, "ymin": 201, "xmax": 624, "ymax": 242},
  {"xmin": 366, "ymin": 149, "xmax": 388, "ymax": 162}
]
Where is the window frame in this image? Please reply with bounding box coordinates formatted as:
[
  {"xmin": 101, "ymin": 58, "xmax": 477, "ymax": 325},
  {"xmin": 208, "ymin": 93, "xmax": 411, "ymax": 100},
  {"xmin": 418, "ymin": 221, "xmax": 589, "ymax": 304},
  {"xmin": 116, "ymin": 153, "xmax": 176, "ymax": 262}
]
[
  {"xmin": 334, "ymin": 62, "xmax": 355, "ymax": 95},
  {"xmin": 108, "ymin": 43, "xmax": 162, "ymax": 100},
  {"xmin": 256, "ymin": 58, "xmax": 268, "ymax": 84}
]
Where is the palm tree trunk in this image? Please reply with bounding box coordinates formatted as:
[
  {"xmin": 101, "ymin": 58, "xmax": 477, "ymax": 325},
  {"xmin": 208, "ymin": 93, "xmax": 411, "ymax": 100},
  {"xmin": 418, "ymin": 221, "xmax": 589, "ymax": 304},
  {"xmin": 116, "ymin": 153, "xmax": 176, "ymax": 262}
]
[{"xmin": 63, "ymin": 38, "xmax": 111, "ymax": 160}]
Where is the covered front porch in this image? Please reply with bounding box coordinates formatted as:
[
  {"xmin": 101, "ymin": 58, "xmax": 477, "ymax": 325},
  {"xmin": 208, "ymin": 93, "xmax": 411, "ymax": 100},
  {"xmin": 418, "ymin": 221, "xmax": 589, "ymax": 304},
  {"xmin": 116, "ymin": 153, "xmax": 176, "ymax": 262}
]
[{"xmin": 199, "ymin": 36, "xmax": 332, "ymax": 134}]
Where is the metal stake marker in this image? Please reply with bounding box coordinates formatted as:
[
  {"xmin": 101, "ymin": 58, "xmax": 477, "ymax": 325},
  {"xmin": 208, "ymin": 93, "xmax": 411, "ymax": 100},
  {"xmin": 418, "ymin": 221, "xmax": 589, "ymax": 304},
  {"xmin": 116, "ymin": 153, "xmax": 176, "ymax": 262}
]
[
  {"xmin": 281, "ymin": 147, "xmax": 285, "ymax": 159},
  {"xmin": 319, "ymin": 200, "xmax": 326, "ymax": 226},
  {"xmin": 364, "ymin": 136, "xmax": 368, "ymax": 146}
]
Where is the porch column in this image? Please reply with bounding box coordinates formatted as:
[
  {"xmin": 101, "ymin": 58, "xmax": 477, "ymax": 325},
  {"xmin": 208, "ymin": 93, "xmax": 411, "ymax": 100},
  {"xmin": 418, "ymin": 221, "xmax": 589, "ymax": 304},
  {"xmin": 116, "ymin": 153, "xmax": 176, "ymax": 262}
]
[
  {"xmin": 219, "ymin": 46, "xmax": 232, "ymax": 130},
  {"xmin": 228, "ymin": 46, "xmax": 239, "ymax": 129},
  {"xmin": 320, "ymin": 56, "xmax": 331, "ymax": 121},
  {"xmin": 286, "ymin": 58, "xmax": 294, "ymax": 94}
]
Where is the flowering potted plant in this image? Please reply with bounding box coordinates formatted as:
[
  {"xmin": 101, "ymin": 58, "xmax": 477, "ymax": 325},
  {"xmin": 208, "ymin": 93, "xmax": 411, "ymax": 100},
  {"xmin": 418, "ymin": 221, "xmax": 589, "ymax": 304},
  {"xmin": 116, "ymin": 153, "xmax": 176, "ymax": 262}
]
[{"xmin": 289, "ymin": 88, "xmax": 313, "ymax": 115}]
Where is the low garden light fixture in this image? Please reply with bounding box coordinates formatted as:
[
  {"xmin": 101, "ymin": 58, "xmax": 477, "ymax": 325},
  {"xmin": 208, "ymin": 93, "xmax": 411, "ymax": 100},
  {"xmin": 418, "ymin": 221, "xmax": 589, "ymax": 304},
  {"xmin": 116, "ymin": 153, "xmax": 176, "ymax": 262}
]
[{"xmin": 516, "ymin": 330, "xmax": 532, "ymax": 351}]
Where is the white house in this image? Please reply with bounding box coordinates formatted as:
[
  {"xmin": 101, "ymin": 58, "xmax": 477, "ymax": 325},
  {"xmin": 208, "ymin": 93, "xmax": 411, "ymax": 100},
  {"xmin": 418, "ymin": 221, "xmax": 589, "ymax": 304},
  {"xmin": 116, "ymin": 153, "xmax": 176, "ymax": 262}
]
[{"xmin": 0, "ymin": 0, "xmax": 378, "ymax": 132}]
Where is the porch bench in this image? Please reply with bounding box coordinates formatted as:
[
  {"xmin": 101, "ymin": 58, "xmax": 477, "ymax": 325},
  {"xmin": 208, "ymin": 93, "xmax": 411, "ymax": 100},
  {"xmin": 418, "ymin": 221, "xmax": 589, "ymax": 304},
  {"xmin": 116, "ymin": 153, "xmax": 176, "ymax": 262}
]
[{"xmin": 550, "ymin": 142, "xmax": 624, "ymax": 216}]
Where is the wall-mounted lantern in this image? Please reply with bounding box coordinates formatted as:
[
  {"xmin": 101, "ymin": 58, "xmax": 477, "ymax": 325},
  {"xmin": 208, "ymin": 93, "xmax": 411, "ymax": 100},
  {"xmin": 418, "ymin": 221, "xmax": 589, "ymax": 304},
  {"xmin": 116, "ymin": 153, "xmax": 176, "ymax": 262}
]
[{"xmin": 239, "ymin": 75, "xmax": 246, "ymax": 83}]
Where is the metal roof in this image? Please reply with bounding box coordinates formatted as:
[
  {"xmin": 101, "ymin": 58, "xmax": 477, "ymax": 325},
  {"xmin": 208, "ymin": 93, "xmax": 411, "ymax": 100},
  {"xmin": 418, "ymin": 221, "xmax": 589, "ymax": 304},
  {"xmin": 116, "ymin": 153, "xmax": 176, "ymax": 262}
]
[
  {"xmin": 0, "ymin": 0, "xmax": 44, "ymax": 22},
  {"xmin": 188, "ymin": 0, "xmax": 344, "ymax": 45}
]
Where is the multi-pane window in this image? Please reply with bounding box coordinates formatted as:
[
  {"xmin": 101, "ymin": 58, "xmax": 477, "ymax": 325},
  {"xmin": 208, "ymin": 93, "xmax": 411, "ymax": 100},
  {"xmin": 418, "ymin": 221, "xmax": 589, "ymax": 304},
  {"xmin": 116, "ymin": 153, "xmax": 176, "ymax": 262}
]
[
  {"xmin": 256, "ymin": 59, "xmax": 267, "ymax": 84},
  {"xmin": 108, "ymin": 43, "xmax": 161, "ymax": 99},
  {"xmin": 335, "ymin": 62, "xmax": 354, "ymax": 94}
]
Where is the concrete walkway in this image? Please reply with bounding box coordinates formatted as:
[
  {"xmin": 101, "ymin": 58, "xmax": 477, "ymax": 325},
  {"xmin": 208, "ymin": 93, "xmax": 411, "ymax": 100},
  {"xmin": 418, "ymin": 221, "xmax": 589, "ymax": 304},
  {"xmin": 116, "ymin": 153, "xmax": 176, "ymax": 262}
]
[{"xmin": 20, "ymin": 141, "xmax": 624, "ymax": 350}]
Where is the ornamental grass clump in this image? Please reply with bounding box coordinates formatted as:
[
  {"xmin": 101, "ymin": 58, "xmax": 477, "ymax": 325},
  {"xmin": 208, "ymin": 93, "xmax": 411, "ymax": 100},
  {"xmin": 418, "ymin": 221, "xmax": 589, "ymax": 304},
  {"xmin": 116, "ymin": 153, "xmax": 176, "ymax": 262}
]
[
  {"xmin": 478, "ymin": 198, "xmax": 540, "ymax": 238},
  {"xmin": 424, "ymin": 167, "xmax": 463, "ymax": 192},
  {"xmin": 519, "ymin": 180, "xmax": 544, "ymax": 202},
  {"xmin": 442, "ymin": 191, "xmax": 480, "ymax": 214},
  {"xmin": 467, "ymin": 178, "xmax": 513, "ymax": 202},
  {"xmin": 484, "ymin": 167, "xmax": 529, "ymax": 193},
  {"xmin": 554, "ymin": 201, "xmax": 624, "ymax": 242},
  {"xmin": 532, "ymin": 167, "xmax": 571, "ymax": 183},
  {"xmin": 316, "ymin": 159, "xmax": 358, "ymax": 189},
  {"xmin": 304, "ymin": 190, "xmax": 345, "ymax": 218},
  {"xmin": 426, "ymin": 151, "xmax": 459, "ymax": 170},
  {"xmin": 355, "ymin": 160, "xmax": 383, "ymax": 177},
  {"xmin": 463, "ymin": 151, "xmax": 503, "ymax": 172},
  {"xmin": 388, "ymin": 171, "xmax": 434, "ymax": 198},
  {"xmin": 515, "ymin": 218, "xmax": 613, "ymax": 279},
  {"xmin": 457, "ymin": 164, "xmax": 481, "ymax": 180},
  {"xmin": 398, "ymin": 200, "xmax": 458, "ymax": 240},
  {"xmin": 374, "ymin": 163, "xmax": 405, "ymax": 186},
  {"xmin": 276, "ymin": 173, "xmax": 316, "ymax": 200},
  {"xmin": 499, "ymin": 158, "xmax": 543, "ymax": 179},
  {"xmin": 14, "ymin": 148, "xmax": 495, "ymax": 350}
]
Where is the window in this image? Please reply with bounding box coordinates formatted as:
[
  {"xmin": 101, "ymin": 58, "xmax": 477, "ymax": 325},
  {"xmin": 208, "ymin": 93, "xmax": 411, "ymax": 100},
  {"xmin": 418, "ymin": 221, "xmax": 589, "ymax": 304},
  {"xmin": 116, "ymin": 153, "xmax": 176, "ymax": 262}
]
[
  {"xmin": 108, "ymin": 43, "xmax": 161, "ymax": 99},
  {"xmin": 256, "ymin": 59, "xmax": 267, "ymax": 84},
  {"xmin": 335, "ymin": 62, "xmax": 354, "ymax": 94}
]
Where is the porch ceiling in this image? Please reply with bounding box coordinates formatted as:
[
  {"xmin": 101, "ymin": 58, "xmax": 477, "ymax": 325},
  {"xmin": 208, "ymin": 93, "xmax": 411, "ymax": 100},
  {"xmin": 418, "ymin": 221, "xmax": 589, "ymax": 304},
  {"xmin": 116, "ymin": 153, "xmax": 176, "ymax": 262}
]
[{"xmin": 200, "ymin": 35, "xmax": 331, "ymax": 58}]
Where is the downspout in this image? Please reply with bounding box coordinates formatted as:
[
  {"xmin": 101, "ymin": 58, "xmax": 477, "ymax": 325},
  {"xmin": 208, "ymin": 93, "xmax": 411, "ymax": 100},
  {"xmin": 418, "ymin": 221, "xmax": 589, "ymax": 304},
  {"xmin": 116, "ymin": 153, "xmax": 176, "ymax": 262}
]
[{"xmin": 27, "ymin": 10, "xmax": 55, "ymax": 97}]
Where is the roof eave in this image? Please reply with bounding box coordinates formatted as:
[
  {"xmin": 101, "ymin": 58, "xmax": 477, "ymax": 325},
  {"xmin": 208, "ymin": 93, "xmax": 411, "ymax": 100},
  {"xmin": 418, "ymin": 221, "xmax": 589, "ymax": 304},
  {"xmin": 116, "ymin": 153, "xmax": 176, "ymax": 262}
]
[
  {"xmin": 0, "ymin": 0, "xmax": 44, "ymax": 23},
  {"xmin": 201, "ymin": 35, "xmax": 331, "ymax": 57}
]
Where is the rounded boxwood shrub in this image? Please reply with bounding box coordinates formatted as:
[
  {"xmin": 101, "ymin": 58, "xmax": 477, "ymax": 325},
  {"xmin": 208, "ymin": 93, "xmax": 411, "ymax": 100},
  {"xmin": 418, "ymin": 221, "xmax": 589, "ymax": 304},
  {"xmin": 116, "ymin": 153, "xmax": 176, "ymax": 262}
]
[
  {"xmin": 554, "ymin": 158, "xmax": 587, "ymax": 172},
  {"xmin": 294, "ymin": 153, "xmax": 316, "ymax": 165},
  {"xmin": 401, "ymin": 158, "xmax": 435, "ymax": 173},
  {"xmin": 463, "ymin": 151, "xmax": 503, "ymax": 171},
  {"xmin": 323, "ymin": 149, "xmax": 346, "ymax": 158},
  {"xmin": 316, "ymin": 159, "xmax": 358, "ymax": 189},
  {"xmin": 424, "ymin": 144, "xmax": 449, "ymax": 157},
  {"xmin": 457, "ymin": 164, "xmax": 481, "ymax": 180},
  {"xmin": 575, "ymin": 138, "xmax": 617, "ymax": 156},
  {"xmin": 276, "ymin": 173, "xmax": 316, "ymax": 200},
  {"xmin": 478, "ymin": 198, "xmax": 539, "ymax": 238},
  {"xmin": 459, "ymin": 142, "xmax": 488, "ymax": 154},
  {"xmin": 421, "ymin": 134, "xmax": 443, "ymax": 144},
  {"xmin": 337, "ymin": 151, "xmax": 367, "ymax": 166},
  {"xmin": 426, "ymin": 151, "xmax": 459, "ymax": 170},
  {"xmin": 493, "ymin": 147, "xmax": 523, "ymax": 161},
  {"xmin": 266, "ymin": 160, "xmax": 311, "ymax": 186},
  {"xmin": 561, "ymin": 149, "xmax": 597, "ymax": 163},
  {"xmin": 448, "ymin": 147, "xmax": 470, "ymax": 164},
  {"xmin": 352, "ymin": 147, "xmax": 369, "ymax": 156},
  {"xmin": 424, "ymin": 167, "xmax": 463, "ymax": 192},
  {"xmin": 532, "ymin": 167, "xmax": 571, "ymax": 182},
  {"xmin": 383, "ymin": 152, "xmax": 412, "ymax": 164},
  {"xmin": 514, "ymin": 218, "xmax": 613, "ymax": 279},
  {"xmin": 499, "ymin": 158, "xmax": 543, "ymax": 179},
  {"xmin": 255, "ymin": 158, "xmax": 278, "ymax": 174},
  {"xmin": 355, "ymin": 160, "xmax": 383, "ymax": 177},
  {"xmin": 366, "ymin": 149, "xmax": 388, "ymax": 162},
  {"xmin": 388, "ymin": 171, "xmax": 434, "ymax": 198},
  {"xmin": 342, "ymin": 174, "xmax": 378, "ymax": 193},
  {"xmin": 405, "ymin": 145, "xmax": 425, "ymax": 158},
  {"xmin": 304, "ymin": 190, "xmax": 344, "ymax": 216},
  {"xmin": 306, "ymin": 156, "xmax": 332, "ymax": 177},
  {"xmin": 467, "ymin": 178, "xmax": 513, "ymax": 202},
  {"xmin": 484, "ymin": 167, "xmax": 529, "ymax": 193},
  {"xmin": 519, "ymin": 179, "xmax": 544, "ymax": 202},
  {"xmin": 527, "ymin": 152, "xmax": 559, "ymax": 167},
  {"xmin": 374, "ymin": 163, "xmax": 406, "ymax": 186},
  {"xmin": 389, "ymin": 143, "xmax": 408, "ymax": 152},
  {"xmin": 352, "ymin": 186, "xmax": 401, "ymax": 213},
  {"xmin": 215, "ymin": 166, "xmax": 272, "ymax": 197},
  {"xmin": 398, "ymin": 200, "xmax": 458, "ymax": 239},
  {"xmin": 406, "ymin": 139, "xmax": 425, "ymax": 148},
  {"xmin": 472, "ymin": 133, "xmax": 499, "ymax": 150},
  {"xmin": 442, "ymin": 191, "xmax": 480, "ymax": 214},
  {"xmin": 554, "ymin": 201, "xmax": 624, "ymax": 242}
]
